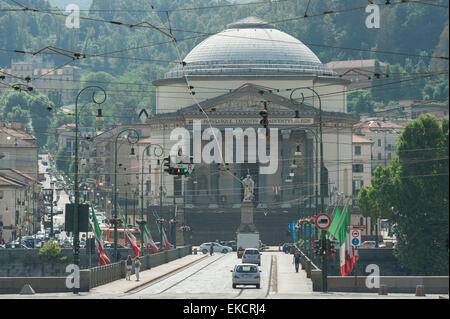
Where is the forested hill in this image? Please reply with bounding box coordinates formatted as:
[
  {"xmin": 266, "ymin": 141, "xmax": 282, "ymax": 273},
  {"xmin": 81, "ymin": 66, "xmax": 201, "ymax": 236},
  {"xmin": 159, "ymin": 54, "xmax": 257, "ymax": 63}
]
[
  {"xmin": 0, "ymin": 0, "xmax": 448, "ymax": 71},
  {"xmin": 0, "ymin": 0, "xmax": 448, "ymax": 148}
]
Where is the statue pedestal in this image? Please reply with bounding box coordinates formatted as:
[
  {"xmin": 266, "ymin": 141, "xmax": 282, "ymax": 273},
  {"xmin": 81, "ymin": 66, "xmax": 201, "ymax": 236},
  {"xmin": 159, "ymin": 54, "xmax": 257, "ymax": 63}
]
[{"xmin": 237, "ymin": 201, "xmax": 258, "ymax": 233}]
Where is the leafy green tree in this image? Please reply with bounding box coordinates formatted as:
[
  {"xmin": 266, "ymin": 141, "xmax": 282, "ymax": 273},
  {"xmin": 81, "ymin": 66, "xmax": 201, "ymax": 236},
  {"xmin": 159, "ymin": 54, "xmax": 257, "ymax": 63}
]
[
  {"xmin": 38, "ymin": 238, "xmax": 67, "ymax": 264},
  {"xmin": 359, "ymin": 115, "xmax": 449, "ymax": 275},
  {"xmin": 347, "ymin": 90, "xmax": 374, "ymax": 114}
]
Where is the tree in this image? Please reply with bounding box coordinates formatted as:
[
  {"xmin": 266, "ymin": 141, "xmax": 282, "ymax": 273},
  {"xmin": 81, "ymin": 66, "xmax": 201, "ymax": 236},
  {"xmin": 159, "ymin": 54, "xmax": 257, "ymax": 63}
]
[
  {"xmin": 347, "ymin": 90, "xmax": 374, "ymax": 114},
  {"xmin": 38, "ymin": 238, "xmax": 67, "ymax": 264},
  {"xmin": 358, "ymin": 115, "xmax": 449, "ymax": 275}
]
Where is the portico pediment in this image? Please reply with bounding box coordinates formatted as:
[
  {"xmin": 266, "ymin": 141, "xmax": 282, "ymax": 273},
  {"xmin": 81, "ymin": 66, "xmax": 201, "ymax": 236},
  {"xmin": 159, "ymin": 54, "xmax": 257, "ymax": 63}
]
[{"xmin": 180, "ymin": 85, "xmax": 317, "ymax": 117}]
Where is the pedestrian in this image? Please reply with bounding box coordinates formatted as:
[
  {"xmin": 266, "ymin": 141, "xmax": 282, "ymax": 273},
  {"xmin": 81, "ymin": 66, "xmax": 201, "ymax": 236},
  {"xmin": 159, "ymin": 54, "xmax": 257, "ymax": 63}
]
[
  {"xmin": 293, "ymin": 249, "xmax": 300, "ymax": 273},
  {"xmin": 209, "ymin": 243, "xmax": 214, "ymax": 256},
  {"xmin": 134, "ymin": 256, "xmax": 141, "ymax": 281},
  {"xmin": 125, "ymin": 255, "xmax": 132, "ymax": 280}
]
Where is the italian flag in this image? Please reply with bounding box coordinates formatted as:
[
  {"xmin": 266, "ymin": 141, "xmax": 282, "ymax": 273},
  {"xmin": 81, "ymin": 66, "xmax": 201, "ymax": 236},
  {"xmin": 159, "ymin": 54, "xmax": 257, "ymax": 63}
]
[
  {"xmin": 142, "ymin": 223, "xmax": 159, "ymax": 253},
  {"xmin": 328, "ymin": 206, "xmax": 356, "ymax": 276},
  {"xmin": 160, "ymin": 225, "xmax": 170, "ymax": 251},
  {"xmin": 118, "ymin": 205, "xmax": 141, "ymax": 257},
  {"xmin": 89, "ymin": 204, "xmax": 110, "ymax": 266}
]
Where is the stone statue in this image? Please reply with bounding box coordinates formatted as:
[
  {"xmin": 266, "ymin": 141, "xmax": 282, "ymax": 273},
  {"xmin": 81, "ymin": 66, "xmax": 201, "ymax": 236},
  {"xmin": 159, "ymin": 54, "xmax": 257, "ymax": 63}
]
[{"xmin": 242, "ymin": 174, "xmax": 255, "ymax": 202}]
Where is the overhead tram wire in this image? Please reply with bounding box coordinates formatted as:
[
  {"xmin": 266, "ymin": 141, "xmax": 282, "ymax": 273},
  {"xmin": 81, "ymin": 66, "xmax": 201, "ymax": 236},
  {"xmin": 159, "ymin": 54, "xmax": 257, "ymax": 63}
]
[
  {"xmin": 2, "ymin": 69, "xmax": 446, "ymax": 102},
  {"xmin": 2, "ymin": 0, "xmax": 448, "ymax": 62}
]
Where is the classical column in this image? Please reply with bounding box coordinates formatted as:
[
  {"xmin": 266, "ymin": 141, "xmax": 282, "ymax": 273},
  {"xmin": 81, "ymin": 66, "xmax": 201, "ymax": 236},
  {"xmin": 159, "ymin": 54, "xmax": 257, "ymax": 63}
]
[
  {"xmin": 233, "ymin": 163, "xmax": 242, "ymax": 206},
  {"xmin": 209, "ymin": 162, "xmax": 219, "ymax": 207},
  {"xmin": 281, "ymin": 129, "xmax": 291, "ymax": 203}
]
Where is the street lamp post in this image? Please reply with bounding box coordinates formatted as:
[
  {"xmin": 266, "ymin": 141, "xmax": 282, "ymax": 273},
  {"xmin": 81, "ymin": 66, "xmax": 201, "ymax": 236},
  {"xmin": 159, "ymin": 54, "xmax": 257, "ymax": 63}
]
[
  {"xmin": 113, "ymin": 129, "xmax": 139, "ymax": 262},
  {"xmin": 73, "ymin": 86, "xmax": 106, "ymax": 294},
  {"xmin": 290, "ymin": 87, "xmax": 327, "ymax": 292},
  {"xmin": 140, "ymin": 143, "xmax": 164, "ymax": 253}
]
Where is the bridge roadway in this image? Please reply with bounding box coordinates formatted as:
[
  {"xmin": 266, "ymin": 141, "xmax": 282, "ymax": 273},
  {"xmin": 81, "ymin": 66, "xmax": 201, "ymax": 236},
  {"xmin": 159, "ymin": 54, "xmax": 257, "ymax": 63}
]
[{"xmin": 1, "ymin": 249, "xmax": 445, "ymax": 299}]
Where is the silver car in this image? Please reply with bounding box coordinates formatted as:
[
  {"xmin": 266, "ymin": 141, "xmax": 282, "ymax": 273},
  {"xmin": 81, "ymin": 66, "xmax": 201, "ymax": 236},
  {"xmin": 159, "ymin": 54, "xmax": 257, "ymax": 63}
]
[
  {"xmin": 231, "ymin": 264, "xmax": 261, "ymax": 289},
  {"xmin": 242, "ymin": 248, "xmax": 261, "ymax": 266}
]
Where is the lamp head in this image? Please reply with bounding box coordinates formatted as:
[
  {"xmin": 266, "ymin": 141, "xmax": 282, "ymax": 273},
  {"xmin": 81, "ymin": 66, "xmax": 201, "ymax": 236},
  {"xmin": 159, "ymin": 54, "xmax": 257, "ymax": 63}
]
[{"xmin": 96, "ymin": 108, "xmax": 104, "ymax": 122}]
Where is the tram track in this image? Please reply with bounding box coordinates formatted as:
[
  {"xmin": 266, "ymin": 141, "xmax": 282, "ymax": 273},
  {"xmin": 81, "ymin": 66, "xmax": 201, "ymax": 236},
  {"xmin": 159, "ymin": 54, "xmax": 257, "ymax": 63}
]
[{"xmin": 129, "ymin": 254, "xmax": 226, "ymax": 295}]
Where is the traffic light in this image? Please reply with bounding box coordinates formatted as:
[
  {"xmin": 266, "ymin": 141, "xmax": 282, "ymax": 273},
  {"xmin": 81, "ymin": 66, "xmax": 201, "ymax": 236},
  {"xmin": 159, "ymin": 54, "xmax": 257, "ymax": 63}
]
[
  {"xmin": 163, "ymin": 156, "xmax": 171, "ymax": 174},
  {"xmin": 163, "ymin": 155, "xmax": 194, "ymax": 176},
  {"xmin": 313, "ymin": 240, "xmax": 321, "ymax": 254}
]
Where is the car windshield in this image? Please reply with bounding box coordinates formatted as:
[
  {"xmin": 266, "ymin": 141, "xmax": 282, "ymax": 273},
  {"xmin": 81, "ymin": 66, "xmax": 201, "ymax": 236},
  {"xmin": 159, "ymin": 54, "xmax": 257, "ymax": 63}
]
[
  {"xmin": 236, "ymin": 265, "xmax": 258, "ymax": 273},
  {"xmin": 244, "ymin": 250, "xmax": 259, "ymax": 255}
]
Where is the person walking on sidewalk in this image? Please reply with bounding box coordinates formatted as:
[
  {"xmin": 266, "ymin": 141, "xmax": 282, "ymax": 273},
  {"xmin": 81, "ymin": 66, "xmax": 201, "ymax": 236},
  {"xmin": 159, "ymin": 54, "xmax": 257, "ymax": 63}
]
[
  {"xmin": 293, "ymin": 249, "xmax": 301, "ymax": 273},
  {"xmin": 134, "ymin": 256, "xmax": 141, "ymax": 281},
  {"xmin": 125, "ymin": 255, "xmax": 132, "ymax": 280},
  {"xmin": 209, "ymin": 243, "xmax": 214, "ymax": 256}
]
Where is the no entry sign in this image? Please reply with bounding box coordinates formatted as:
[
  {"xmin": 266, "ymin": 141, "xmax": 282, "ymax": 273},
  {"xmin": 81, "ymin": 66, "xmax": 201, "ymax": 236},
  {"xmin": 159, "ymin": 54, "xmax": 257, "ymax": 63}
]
[{"xmin": 315, "ymin": 213, "xmax": 332, "ymax": 230}]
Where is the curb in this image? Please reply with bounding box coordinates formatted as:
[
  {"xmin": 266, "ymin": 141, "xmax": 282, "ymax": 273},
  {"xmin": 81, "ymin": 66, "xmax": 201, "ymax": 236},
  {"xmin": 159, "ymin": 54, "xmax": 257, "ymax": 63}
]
[{"xmin": 124, "ymin": 255, "xmax": 208, "ymax": 293}]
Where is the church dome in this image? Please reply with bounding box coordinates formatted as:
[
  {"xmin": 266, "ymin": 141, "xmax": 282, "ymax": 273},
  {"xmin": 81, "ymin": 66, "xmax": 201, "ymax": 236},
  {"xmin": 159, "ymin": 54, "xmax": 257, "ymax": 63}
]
[{"xmin": 165, "ymin": 16, "xmax": 335, "ymax": 79}]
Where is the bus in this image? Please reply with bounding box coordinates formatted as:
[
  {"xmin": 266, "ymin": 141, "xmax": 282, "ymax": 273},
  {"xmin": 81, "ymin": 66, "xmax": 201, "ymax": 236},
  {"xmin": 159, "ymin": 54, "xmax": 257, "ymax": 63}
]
[{"xmin": 100, "ymin": 228, "xmax": 141, "ymax": 247}]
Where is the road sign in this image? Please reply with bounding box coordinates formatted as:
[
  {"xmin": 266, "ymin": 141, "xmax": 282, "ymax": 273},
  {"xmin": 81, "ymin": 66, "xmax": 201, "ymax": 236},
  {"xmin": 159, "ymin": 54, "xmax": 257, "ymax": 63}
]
[
  {"xmin": 315, "ymin": 213, "xmax": 332, "ymax": 230},
  {"xmin": 351, "ymin": 229, "xmax": 361, "ymax": 247},
  {"xmin": 187, "ymin": 163, "xmax": 195, "ymax": 174}
]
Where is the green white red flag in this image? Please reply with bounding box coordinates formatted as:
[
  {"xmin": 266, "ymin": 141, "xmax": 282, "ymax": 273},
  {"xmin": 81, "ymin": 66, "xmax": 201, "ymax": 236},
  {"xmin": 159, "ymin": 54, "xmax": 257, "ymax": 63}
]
[
  {"xmin": 117, "ymin": 204, "xmax": 141, "ymax": 257},
  {"xmin": 142, "ymin": 223, "xmax": 159, "ymax": 253},
  {"xmin": 160, "ymin": 225, "xmax": 170, "ymax": 251},
  {"xmin": 89, "ymin": 204, "xmax": 110, "ymax": 265}
]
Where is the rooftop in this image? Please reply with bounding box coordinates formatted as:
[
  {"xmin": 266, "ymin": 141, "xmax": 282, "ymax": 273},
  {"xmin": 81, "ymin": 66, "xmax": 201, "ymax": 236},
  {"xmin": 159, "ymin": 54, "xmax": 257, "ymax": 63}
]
[
  {"xmin": 353, "ymin": 134, "xmax": 374, "ymax": 144},
  {"xmin": 165, "ymin": 16, "xmax": 336, "ymax": 79},
  {"xmin": 326, "ymin": 59, "xmax": 387, "ymax": 70}
]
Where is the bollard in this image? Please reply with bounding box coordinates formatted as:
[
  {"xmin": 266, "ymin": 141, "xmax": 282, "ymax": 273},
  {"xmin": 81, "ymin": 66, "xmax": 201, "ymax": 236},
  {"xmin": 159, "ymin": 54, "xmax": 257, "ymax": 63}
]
[
  {"xmin": 379, "ymin": 285, "xmax": 389, "ymax": 295},
  {"xmin": 416, "ymin": 285, "xmax": 425, "ymax": 297}
]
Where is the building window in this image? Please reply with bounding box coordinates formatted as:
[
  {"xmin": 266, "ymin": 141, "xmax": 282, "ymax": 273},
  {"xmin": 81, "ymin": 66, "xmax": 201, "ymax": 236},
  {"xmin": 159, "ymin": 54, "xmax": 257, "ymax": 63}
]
[
  {"xmin": 354, "ymin": 145, "xmax": 361, "ymax": 156},
  {"xmin": 352, "ymin": 164, "xmax": 364, "ymax": 173},
  {"xmin": 378, "ymin": 139, "xmax": 381, "ymax": 147},
  {"xmin": 378, "ymin": 153, "xmax": 382, "ymax": 161},
  {"xmin": 353, "ymin": 180, "xmax": 364, "ymax": 196},
  {"xmin": 388, "ymin": 153, "xmax": 392, "ymax": 160}
]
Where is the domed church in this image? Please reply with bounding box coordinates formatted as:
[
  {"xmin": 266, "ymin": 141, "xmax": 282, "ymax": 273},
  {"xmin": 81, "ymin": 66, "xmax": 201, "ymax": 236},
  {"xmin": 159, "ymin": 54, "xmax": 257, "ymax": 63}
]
[{"xmin": 144, "ymin": 17, "xmax": 357, "ymax": 245}]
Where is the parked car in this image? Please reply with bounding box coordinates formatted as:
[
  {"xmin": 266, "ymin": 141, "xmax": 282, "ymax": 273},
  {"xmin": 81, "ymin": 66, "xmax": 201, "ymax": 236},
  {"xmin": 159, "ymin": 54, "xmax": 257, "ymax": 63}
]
[
  {"xmin": 231, "ymin": 264, "xmax": 261, "ymax": 289},
  {"xmin": 242, "ymin": 248, "xmax": 261, "ymax": 266},
  {"xmin": 103, "ymin": 241, "xmax": 126, "ymax": 249},
  {"xmin": 22, "ymin": 237, "xmax": 42, "ymax": 248},
  {"xmin": 220, "ymin": 240, "xmax": 237, "ymax": 252},
  {"xmin": 282, "ymin": 243, "xmax": 294, "ymax": 254},
  {"xmin": 154, "ymin": 242, "xmax": 175, "ymax": 250},
  {"xmin": 199, "ymin": 242, "xmax": 232, "ymax": 254},
  {"xmin": 361, "ymin": 241, "xmax": 377, "ymax": 248},
  {"xmin": 0, "ymin": 245, "xmax": 5, "ymax": 249},
  {"xmin": 5, "ymin": 242, "xmax": 29, "ymax": 249},
  {"xmin": 56, "ymin": 207, "xmax": 64, "ymax": 215}
]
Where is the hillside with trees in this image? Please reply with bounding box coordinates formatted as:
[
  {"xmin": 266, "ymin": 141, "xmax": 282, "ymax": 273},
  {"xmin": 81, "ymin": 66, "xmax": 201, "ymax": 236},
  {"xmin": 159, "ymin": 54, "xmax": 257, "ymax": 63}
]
[{"xmin": 0, "ymin": 0, "xmax": 448, "ymax": 147}]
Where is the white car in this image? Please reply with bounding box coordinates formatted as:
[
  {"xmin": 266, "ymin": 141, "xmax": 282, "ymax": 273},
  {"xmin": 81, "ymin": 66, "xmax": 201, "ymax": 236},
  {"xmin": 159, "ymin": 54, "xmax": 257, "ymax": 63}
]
[
  {"xmin": 199, "ymin": 242, "xmax": 232, "ymax": 254},
  {"xmin": 242, "ymin": 248, "xmax": 261, "ymax": 266},
  {"xmin": 231, "ymin": 264, "xmax": 261, "ymax": 289}
]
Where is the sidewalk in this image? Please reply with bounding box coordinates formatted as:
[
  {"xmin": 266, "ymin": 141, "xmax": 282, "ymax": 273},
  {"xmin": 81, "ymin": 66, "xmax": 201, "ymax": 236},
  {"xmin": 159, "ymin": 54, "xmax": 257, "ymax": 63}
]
[
  {"xmin": 90, "ymin": 253, "xmax": 207, "ymax": 295},
  {"xmin": 274, "ymin": 253, "xmax": 312, "ymax": 294}
]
